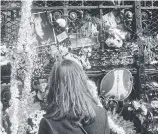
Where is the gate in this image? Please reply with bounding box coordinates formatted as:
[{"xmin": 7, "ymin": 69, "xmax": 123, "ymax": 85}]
[{"xmin": 1, "ymin": 1, "xmax": 158, "ymax": 133}]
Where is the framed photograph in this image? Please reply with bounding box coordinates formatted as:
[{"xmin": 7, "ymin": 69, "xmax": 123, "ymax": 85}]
[{"xmin": 32, "ymin": 11, "xmax": 56, "ymax": 46}]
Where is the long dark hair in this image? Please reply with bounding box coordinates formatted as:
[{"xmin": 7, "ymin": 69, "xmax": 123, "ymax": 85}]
[{"xmin": 46, "ymin": 59, "xmax": 97, "ymax": 124}]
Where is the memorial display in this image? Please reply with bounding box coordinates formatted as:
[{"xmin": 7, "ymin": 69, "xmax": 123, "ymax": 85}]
[{"xmin": 1, "ymin": 1, "xmax": 158, "ymax": 134}]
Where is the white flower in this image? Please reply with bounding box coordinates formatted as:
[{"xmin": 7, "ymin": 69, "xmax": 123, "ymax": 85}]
[
  {"xmin": 0, "ymin": 45, "xmax": 8, "ymax": 54},
  {"xmin": 91, "ymin": 24, "xmax": 98, "ymax": 35},
  {"xmin": 56, "ymin": 18, "xmax": 66, "ymax": 27},
  {"xmin": 80, "ymin": 55, "xmax": 91, "ymax": 69},
  {"xmin": 0, "ymin": 56, "xmax": 10, "ymax": 66},
  {"xmin": 59, "ymin": 45, "xmax": 69, "ymax": 55},
  {"xmin": 133, "ymin": 101, "xmax": 141, "ymax": 110},
  {"xmin": 50, "ymin": 45, "xmax": 59, "ymax": 57},
  {"xmin": 140, "ymin": 103, "xmax": 148, "ymax": 115},
  {"xmin": 105, "ymin": 32, "xmax": 123, "ymax": 48}
]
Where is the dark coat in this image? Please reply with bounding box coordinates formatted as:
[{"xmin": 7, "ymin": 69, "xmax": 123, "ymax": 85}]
[{"xmin": 38, "ymin": 105, "xmax": 110, "ymax": 134}]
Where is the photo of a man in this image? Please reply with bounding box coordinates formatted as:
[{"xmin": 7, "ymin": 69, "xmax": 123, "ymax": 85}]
[{"xmin": 33, "ymin": 12, "xmax": 56, "ymax": 46}]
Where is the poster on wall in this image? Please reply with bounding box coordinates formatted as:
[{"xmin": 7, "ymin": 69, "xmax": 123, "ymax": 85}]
[{"xmin": 32, "ymin": 11, "xmax": 56, "ymax": 46}]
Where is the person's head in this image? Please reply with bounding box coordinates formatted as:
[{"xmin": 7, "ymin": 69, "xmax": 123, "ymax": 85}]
[{"xmin": 47, "ymin": 59, "xmax": 97, "ymax": 124}]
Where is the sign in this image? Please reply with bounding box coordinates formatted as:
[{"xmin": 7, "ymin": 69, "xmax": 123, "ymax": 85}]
[{"xmin": 56, "ymin": 31, "xmax": 68, "ymax": 43}]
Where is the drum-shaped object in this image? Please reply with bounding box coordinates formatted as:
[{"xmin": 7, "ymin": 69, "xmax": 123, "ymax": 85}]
[{"xmin": 100, "ymin": 68, "xmax": 133, "ymax": 101}]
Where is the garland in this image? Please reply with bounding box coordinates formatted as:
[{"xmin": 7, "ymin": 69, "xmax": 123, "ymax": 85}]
[
  {"xmin": 17, "ymin": 0, "xmax": 37, "ymax": 134},
  {"xmin": 7, "ymin": 40, "xmax": 22, "ymax": 134},
  {"xmin": 7, "ymin": 78, "xmax": 20, "ymax": 134},
  {"xmin": 108, "ymin": 112, "xmax": 136, "ymax": 134},
  {"xmin": 7, "ymin": 0, "xmax": 36, "ymax": 134}
]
